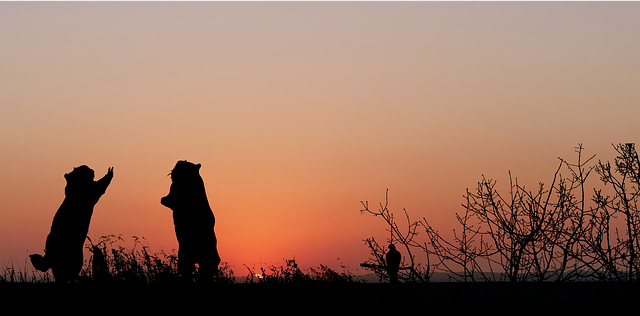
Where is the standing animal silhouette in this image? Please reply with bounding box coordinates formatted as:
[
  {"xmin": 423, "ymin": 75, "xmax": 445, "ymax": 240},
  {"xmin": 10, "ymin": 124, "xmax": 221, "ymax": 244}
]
[
  {"xmin": 30, "ymin": 166, "xmax": 113, "ymax": 282},
  {"xmin": 161, "ymin": 160, "xmax": 220, "ymax": 281}
]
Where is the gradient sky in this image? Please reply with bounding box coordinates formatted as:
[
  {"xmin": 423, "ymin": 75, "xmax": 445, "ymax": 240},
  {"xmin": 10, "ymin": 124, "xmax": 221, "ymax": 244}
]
[{"xmin": 1, "ymin": 2, "xmax": 639, "ymax": 275}]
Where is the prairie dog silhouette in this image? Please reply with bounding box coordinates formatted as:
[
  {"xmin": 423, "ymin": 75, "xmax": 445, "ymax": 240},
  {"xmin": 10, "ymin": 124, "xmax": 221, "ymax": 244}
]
[
  {"xmin": 30, "ymin": 165, "xmax": 113, "ymax": 282},
  {"xmin": 386, "ymin": 244, "xmax": 401, "ymax": 283},
  {"xmin": 161, "ymin": 160, "xmax": 220, "ymax": 281}
]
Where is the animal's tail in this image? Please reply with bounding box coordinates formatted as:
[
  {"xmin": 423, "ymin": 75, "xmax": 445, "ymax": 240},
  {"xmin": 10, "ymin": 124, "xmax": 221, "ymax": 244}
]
[{"xmin": 29, "ymin": 254, "xmax": 51, "ymax": 272}]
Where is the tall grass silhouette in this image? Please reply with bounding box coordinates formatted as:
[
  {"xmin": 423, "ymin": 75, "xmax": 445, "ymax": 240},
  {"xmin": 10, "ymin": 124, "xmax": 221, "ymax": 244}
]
[
  {"xmin": 3, "ymin": 235, "xmax": 357, "ymax": 284},
  {"xmin": 243, "ymin": 258, "xmax": 357, "ymax": 284},
  {"xmin": 85, "ymin": 235, "xmax": 234, "ymax": 284}
]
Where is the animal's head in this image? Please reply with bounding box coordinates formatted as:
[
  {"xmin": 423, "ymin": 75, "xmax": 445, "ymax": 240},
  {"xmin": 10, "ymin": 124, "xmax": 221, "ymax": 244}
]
[
  {"xmin": 64, "ymin": 165, "xmax": 95, "ymax": 184},
  {"xmin": 168, "ymin": 160, "xmax": 201, "ymax": 182}
]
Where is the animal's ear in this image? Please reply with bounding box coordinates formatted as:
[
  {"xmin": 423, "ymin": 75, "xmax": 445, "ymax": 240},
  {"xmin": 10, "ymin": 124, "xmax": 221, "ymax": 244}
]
[{"xmin": 196, "ymin": 164, "xmax": 201, "ymax": 169}]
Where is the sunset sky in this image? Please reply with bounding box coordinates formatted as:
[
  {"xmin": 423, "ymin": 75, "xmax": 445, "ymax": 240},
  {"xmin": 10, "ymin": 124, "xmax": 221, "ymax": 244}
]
[{"xmin": 1, "ymin": 2, "xmax": 639, "ymax": 275}]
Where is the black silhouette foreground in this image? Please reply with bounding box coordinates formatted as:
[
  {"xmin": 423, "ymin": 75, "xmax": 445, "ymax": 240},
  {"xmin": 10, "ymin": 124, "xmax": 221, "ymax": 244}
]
[
  {"xmin": 30, "ymin": 165, "xmax": 113, "ymax": 282},
  {"xmin": 161, "ymin": 160, "xmax": 220, "ymax": 281}
]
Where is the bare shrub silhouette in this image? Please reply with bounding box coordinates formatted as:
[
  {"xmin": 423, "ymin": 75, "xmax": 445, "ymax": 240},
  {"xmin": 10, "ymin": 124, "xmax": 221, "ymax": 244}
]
[
  {"xmin": 587, "ymin": 143, "xmax": 640, "ymax": 281},
  {"xmin": 360, "ymin": 191, "xmax": 432, "ymax": 283},
  {"xmin": 442, "ymin": 144, "xmax": 595, "ymax": 282},
  {"xmin": 361, "ymin": 143, "xmax": 640, "ymax": 283}
]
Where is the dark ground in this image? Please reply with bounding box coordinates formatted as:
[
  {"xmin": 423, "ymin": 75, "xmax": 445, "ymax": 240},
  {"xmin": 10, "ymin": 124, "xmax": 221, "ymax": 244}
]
[{"xmin": 1, "ymin": 282, "xmax": 635, "ymax": 312}]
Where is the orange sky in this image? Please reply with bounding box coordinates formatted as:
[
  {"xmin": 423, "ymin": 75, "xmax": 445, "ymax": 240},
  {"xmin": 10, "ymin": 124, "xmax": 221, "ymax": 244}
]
[{"xmin": 1, "ymin": 2, "xmax": 639, "ymax": 275}]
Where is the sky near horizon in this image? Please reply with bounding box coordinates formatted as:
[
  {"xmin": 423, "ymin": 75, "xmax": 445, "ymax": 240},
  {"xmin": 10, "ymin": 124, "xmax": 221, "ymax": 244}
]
[{"xmin": 1, "ymin": 2, "xmax": 639, "ymax": 275}]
